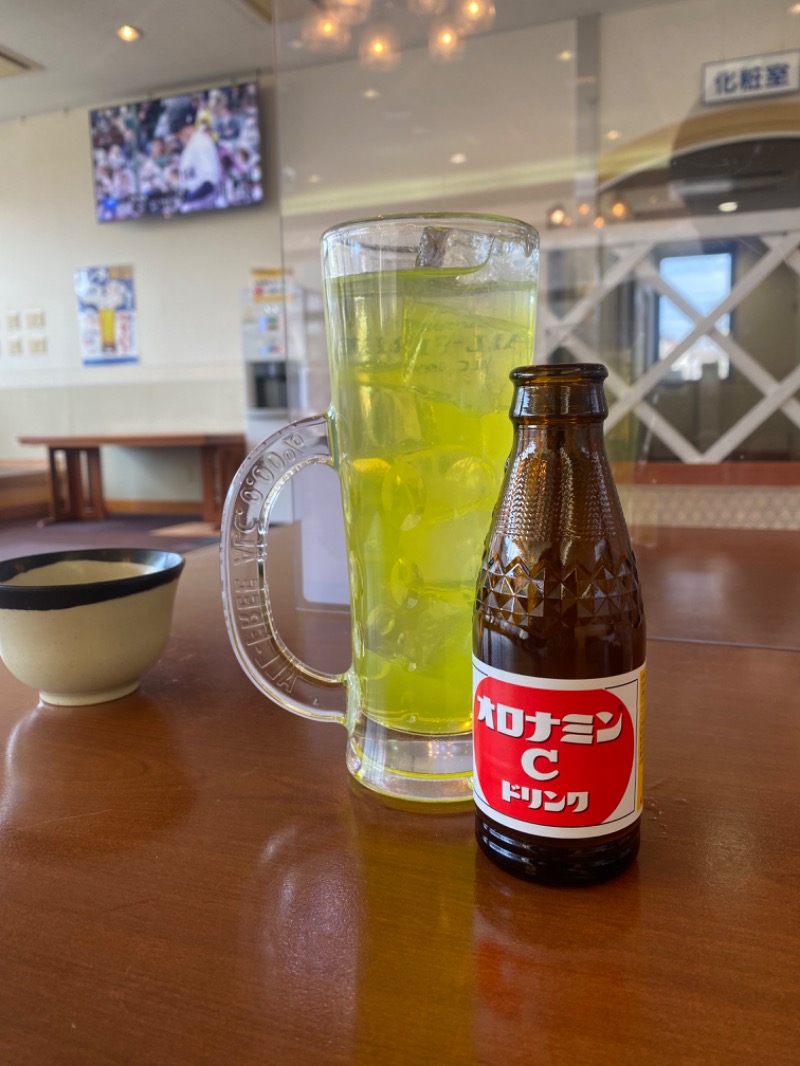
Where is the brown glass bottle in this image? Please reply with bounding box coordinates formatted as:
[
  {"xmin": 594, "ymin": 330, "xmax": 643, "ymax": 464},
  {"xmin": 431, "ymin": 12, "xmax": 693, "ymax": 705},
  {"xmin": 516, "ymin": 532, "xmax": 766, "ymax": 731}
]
[{"xmin": 473, "ymin": 363, "xmax": 646, "ymax": 886}]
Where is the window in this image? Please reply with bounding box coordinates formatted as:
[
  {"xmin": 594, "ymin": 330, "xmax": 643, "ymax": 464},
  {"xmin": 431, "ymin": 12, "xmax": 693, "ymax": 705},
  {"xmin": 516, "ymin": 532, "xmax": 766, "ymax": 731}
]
[{"xmin": 657, "ymin": 251, "xmax": 733, "ymax": 381}]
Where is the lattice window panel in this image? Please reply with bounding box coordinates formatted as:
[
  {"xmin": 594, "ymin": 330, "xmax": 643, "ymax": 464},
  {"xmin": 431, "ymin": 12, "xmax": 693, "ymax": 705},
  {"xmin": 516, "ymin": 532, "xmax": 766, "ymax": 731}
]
[{"xmin": 537, "ymin": 210, "xmax": 800, "ymax": 463}]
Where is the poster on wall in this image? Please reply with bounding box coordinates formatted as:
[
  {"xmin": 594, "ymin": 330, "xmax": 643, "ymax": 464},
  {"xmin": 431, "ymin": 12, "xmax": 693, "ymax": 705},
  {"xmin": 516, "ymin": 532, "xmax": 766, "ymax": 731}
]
[
  {"xmin": 243, "ymin": 268, "xmax": 288, "ymax": 361},
  {"xmin": 74, "ymin": 265, "xmax": 138, "ymax": 365}
]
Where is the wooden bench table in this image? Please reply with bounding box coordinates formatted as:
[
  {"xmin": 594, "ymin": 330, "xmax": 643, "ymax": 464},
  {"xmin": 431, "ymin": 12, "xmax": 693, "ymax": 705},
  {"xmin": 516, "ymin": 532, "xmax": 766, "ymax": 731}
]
[{"xmin": 18, "ymin": 433, "xmax": 246, "ymax": 526}]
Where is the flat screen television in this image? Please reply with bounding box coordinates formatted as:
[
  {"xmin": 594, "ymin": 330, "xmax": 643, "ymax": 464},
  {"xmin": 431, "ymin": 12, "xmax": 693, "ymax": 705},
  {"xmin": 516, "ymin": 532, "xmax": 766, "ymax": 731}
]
[{"xmin": 89, "ymin": 81, "xmax": 264, "ymax": 222}]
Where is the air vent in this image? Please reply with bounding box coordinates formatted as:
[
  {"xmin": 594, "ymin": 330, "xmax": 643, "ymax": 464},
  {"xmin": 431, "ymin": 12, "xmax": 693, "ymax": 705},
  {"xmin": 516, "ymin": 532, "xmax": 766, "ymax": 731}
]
[{"xmin": 0, "ymin": 45, "xmax": 40, "ymax": 80}]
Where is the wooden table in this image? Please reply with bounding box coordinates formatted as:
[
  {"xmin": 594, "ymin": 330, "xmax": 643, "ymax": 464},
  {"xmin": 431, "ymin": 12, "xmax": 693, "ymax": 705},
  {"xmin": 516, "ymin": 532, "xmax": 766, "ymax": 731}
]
[
  {"xmin": 18, "ymin": 434, "xmax": 246, "ymax": 526},
  {"xmin": 0, "ymin": 526, "xmax": 798, "ymax": 1064}
]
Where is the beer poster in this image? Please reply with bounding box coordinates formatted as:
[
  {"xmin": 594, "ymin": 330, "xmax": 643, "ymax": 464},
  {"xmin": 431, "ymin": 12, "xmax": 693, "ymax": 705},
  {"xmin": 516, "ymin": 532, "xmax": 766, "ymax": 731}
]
[{"xmin": 75, "ymin": 264, "xmax": 138, "ymax": 365}]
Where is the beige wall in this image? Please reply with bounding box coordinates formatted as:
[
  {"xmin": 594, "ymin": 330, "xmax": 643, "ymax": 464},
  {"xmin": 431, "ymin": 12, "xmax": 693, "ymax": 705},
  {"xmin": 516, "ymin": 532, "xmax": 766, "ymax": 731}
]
[{"xmin": 0, "ymin": 81, "xmax": 282, "ymax": 501}]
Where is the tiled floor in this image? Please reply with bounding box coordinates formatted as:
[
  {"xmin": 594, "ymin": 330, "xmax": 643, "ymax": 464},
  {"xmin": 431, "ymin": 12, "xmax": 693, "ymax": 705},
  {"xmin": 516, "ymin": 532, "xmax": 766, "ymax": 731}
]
[
  {"xmin": 620, "ymin": 485, "xmax": 800, "ymax": 530},
  {"xmin": 0, "ymin": 514, "xmax": 219, "ymax": 562}
]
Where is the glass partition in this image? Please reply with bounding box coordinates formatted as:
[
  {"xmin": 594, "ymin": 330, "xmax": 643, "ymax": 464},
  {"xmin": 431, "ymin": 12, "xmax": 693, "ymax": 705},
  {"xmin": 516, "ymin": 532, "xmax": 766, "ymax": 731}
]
[{"xmin": 271, "ymin": 0, "xmax": 800, "ymax": 603}]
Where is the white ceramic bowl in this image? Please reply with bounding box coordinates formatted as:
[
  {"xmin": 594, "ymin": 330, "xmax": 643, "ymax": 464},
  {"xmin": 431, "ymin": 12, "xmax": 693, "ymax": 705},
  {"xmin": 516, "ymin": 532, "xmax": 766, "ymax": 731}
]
[{"xmin": 0, "ymin": 547, "xmax": 185, "ymax": 706}]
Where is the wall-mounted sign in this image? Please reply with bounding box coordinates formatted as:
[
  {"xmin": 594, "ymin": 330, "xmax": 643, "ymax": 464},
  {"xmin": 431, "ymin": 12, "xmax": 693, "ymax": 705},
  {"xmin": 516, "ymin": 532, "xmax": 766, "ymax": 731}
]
[{"xmin": 702, "ymin": 51, "xmax": 800, "ymax": 105}]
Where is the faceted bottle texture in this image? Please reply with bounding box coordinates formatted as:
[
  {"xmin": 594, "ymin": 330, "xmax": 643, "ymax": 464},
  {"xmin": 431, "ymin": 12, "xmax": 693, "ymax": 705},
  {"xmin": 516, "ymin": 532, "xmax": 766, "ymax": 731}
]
[{"xmin": 473, "ymin": 363, "xmax": 646, "ymax": 886}]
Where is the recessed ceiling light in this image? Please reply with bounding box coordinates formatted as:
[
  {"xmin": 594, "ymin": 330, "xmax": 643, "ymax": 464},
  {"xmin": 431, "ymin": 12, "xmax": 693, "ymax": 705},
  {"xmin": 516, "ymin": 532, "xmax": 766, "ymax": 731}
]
[
  {"xmin": 557, "ymin": 50, "xmax": 574, "ymax": 61},
  {"xmin": 362, "ymin": 88, "xmax": 380, "ymax": 99},
  {"xmin": 606, "ymin": 129, "xmax": 621, "ymax": 141},
  {"xmin": 450, "ymin": 152, "xmax": 467, "ymax": 164},
  {"xmin": 790, "ymin": 3, "xmax": 800, "ymax": 14},
  {"xmin": 718, "ymin": 200, "xmax": 739, "ymax": 212},
  {"xmin": 116, "ymin": 25, "xmax": 142, "ymax": 43},
  {"xmin": 308, "ymin": 174, "xmax": 322, "ymax": 184}
]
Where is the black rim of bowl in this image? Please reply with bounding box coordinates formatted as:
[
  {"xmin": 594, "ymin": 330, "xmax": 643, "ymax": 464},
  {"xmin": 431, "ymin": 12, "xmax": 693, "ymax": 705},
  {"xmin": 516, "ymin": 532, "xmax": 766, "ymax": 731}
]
[{"xmin": 0, "ymin": 548, "xmax": 185, "ymax": 611}]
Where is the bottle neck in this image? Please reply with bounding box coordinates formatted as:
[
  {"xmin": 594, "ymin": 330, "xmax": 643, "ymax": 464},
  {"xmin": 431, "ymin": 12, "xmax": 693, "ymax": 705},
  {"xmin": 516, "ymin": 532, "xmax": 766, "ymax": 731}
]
[
  {"xmin": 510, "ymin": 420, "xmax": 607, "ymax": 462},
  {"xmin": 492, "ymin": 365, "xmax": 620, "ymax": 542},
  {"xmin": 510, "ymin": 364, "xmax": 608, "ymax": 425},
  {"xmin": 509, "ymin": 368, "xmax": 608, "ymax": 460}
]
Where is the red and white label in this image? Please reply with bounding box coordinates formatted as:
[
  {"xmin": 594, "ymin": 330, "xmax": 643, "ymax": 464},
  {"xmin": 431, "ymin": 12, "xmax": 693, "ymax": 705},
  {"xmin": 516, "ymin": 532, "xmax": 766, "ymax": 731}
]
[{"xmin": 473, "ymin": 657, "xmax": 645, "ymax": 839}]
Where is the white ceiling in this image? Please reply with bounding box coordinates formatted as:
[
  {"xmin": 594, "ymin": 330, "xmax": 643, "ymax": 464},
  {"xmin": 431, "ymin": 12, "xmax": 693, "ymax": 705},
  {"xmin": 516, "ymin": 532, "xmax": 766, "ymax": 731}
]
[
  {"xmin": 0, "ymin": 0, "xmax": 679, "ymax": 126},
  {"xmin": 0, "ymin": 0, "xmax": 277, "ymax": 125}
]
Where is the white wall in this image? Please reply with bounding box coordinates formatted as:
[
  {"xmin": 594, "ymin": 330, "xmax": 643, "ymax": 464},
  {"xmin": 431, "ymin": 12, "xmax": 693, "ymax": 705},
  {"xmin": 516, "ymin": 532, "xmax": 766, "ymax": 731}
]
[{"xmin": 0, "ymin": 82, "xmax": 282, "ymax": 501}]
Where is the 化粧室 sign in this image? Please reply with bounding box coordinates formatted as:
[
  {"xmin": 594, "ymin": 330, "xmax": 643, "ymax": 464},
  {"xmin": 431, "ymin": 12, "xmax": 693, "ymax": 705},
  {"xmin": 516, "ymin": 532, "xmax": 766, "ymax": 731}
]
[{"xmin": 702, "ymin": 51, "xmax": 800, "ymax": 105}]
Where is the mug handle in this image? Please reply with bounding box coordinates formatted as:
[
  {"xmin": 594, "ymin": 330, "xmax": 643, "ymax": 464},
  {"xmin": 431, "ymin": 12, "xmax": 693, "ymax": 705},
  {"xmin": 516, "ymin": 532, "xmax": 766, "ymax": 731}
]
[{"xmin": 220, "ymin": 414, "xmax": 348, "ymax": 724}]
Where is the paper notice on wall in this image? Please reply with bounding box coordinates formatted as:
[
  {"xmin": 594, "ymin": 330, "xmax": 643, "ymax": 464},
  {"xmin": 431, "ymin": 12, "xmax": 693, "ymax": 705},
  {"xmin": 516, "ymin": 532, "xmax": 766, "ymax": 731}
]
[
  {"xmin": 75, "ymin": 265, "xmax": 138, "ymax": 365},
  {"xmin": 250, "ymin": 267, "xmax": 286, "ymax": 302}
]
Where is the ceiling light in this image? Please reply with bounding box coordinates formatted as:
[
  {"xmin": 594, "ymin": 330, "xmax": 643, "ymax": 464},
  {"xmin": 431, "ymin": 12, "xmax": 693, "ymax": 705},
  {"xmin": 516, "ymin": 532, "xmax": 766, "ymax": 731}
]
[
  {"xmin": 450, "ymin": 152, "xmax": 467, "ymax": 164},
  {"xmin": 606, "ymin": 129, "xmax": 621, "ymax": 141},
  {"xmin": 593, "ymin": 215, "xmax": 606, "ymax": 229},
  {"xmin": 362, "ymin": 88, "xmax": 380, "ymax": 99},
  {"xmin": 790, "ymin": 3, "xmax": 800, "ymax": 13},
  {"xmin": 611, "ymin": 200, "xmax": 628, "ymax": 220},
  {"xmin": 547, "ymin": 204, "xmax": 567, "ymax": 227},
  {"xmin": 308, "ymin": 174, "xmax": 322, "ymax": 183},
  {"xmin": 429, "ymin": 20, "xmax": 464, "ymax": 61},
  {"xmin": 301, "ymin": 13, "xmax": 350, "ymax": 52},
  {"xmin": 718, "ymin": 200, "xmax": 739, "ymax": 213},
  {"xmin": 577, "ymin": 201, "xmax": 592, "ymax": 216},
  {"xmin": 557, "ymin": 50, "xmax": 574, "ymax": 61},
  {"xmin": 360, "ymin": 24, "xmax": 400, "ymax": 68},
  {"xmin": 455, "ymin": 0, "xmax": 496, "ymax": 34},
  {"xmin": 116, "ymin": 25, "xmax": 141, "ymax": 43}
]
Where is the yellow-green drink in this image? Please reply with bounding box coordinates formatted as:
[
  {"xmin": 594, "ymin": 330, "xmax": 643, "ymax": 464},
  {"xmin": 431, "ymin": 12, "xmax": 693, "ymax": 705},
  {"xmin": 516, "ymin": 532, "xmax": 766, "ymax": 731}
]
[
  {"xmin": 221, "ymin": 214, "xmax": 539, "ymax": 804},
  {"xmin": 326, "ymin": 266, "xmax": 537, "ymax": 739}
]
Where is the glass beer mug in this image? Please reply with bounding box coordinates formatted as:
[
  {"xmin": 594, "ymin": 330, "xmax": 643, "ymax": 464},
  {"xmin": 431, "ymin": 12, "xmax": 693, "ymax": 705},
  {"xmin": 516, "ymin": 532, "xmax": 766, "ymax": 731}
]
[{"xmin": 221, "ymin": 213, "xmax": 539, "ymax": 803}]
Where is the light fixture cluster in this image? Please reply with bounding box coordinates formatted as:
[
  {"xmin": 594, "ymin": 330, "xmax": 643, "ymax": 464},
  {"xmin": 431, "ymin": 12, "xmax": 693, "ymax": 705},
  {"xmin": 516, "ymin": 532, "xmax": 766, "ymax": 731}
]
[
  {"xmin": 549, "ymin": 196, "xmax": 741, "ymax": 227},
  {"xmin": 547, "ymin": 197, "xmax": 630, "ymax": 230},
  {"xmin": 299, "ymin": 0, "xmax": 496, "ymax": 67}
]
